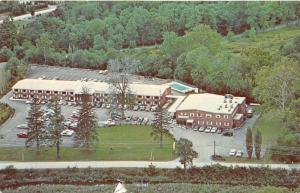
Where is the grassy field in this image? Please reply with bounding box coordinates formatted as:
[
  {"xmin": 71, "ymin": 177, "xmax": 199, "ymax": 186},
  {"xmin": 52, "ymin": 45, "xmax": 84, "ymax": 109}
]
[
  {"xmin": 225, "ymin": 26, "xmax": 300, "ymax": 54},
  {"xmin": 0, "ymin": 103, "xmax": 14, "ymax": 127},
  {"xmin": 252, "ymin": 111, "xmax": 287, "ymax": 148},
  {"xmin": 0, "ymin": 125, "xmax": 175, "ymax": 161}
]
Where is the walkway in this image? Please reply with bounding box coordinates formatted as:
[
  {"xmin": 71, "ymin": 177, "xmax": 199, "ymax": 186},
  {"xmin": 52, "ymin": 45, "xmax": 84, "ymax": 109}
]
[
  {"xmin": 0, "ymin": 5, "xmax": 57, "ymax": 24},
  {"xmin": 0, "ymin": 160, "xmax": 298, "ymax": 170}
]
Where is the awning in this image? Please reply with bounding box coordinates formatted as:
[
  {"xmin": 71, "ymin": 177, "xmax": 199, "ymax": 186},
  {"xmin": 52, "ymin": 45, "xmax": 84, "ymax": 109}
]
[{"xmin": 186, "ymin": 119, "xmax": 194, "ymax": 124}]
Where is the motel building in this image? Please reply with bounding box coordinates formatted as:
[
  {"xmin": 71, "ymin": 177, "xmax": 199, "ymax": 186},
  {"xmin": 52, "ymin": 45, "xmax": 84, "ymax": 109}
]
[
  {"xmin": 12, "ymin": 79, "xmax": 171, "ymax": 106},
  {"xmin": 175, "ymin": 93, "xmax": 247, "ymax": 129}
]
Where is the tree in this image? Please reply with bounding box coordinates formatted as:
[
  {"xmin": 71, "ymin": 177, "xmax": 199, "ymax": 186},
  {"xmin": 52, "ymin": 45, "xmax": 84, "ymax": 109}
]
[
  {"xmin": 253, "ymin": 58, "xmax": 300, "ymax": 112},
  {"xmin": 246, "ymin": 128, "xmax": 253, "ymax": 159},
  {"xmin": 254, "ymin": 130, "xmax": 262, "ymax": 159},
  {"xmin": 175, "ymin": 138, "xmax": 198, "ymax": 171},
  {"xmin": 48, "ymin": 97, "xmax": 64, "ymax": 160},
  {"xmin": 0, "ymin": 17, "xmax": 17, "ymax": 50},
  {"xmin": 26, "ymin": 98, "xmax": 47, "ymax": 155},
  {"xmin": 5, "ymin": 57, "xmax": 20, "ymax": 76},
  {"xmin": 107, "ymin": 58, "xmax": 140, "ymax": 118},
  {"xmin": 75, "ymin": 87, "xmax": 98, "ymax": 150},
  {"xmin": 36, "ymin": 33, "xmax": 54, "ymax": 65},
  {"xmin": 151, "ymin": 105, "xmax": 170, "ymax": 148}
]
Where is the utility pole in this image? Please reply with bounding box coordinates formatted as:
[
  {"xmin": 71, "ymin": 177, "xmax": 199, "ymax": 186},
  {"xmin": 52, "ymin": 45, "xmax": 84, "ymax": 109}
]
[{"xmin": 213, "ymin": 140, "xmax": 216, "ymax": 157}]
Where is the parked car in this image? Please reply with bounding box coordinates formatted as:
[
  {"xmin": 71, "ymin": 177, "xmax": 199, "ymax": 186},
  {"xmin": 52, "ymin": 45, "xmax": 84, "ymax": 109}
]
[
  {"xmin": 25, "ymin": 100, "xmax": 33, "ymax": 104},
  {"xmin": 61, "ymin": 129, "xmax": 74, "ymax": 136},
  {"xmin": 143, "ymin": 117, "xmax": 149, "ymax": 125},
  {"xmin": 101, "ymin": 103, "xmax": 106, "ymax": 108},
  {"xmin": 145, "ymin": 106, "xmax": 151, "ymax": 111},
  {"xmin": 17, "ymin": 132, "xmax": 28, "ymax": 138},
  {"xmin": 229, "ymin": 149, "xmax": 237, "ymax": 156},
  {"xmin": 151, "ymin": 105, "xmax": 158, "ymax": 112},
  {"xmin": 217, "ymin": 128, "xmax": 223, "ymax": 134},
  {"xmin": 223, "ymin": 131, "xmax": 233, "ymax": 137},
  {"xmin": 236, "ymin": 150, "xmax": 243, "ymax": 157},
  {"xmin": 133, "ymin": 106, "xmax": 139, "ymax": 111},
  {"xmin": 204, "ymin": 126, "xmax": 212, "ymax": 133},
  {"xmin": 106, "ymin": 104, "xmax": 111, "ymax": 109},
  {"xmin": 126, "ymin": 116, "xmax": 132, "ymax": 121},
  {"xmin": 211, "ymin": 127, "xmax": 218, "ymax": 133},
  {"xmin": 193, "ymin": 127, "xmax": 199, "ymax": 131},
  {"xmin": 139, "ymin": 106, "xmax": 146, "ymax": 111},
  {"xmin": 198, "ymin": 126, "xmax": 205, "ymax": 132},
  {"xmin": 17, "ymin": 124, "xmax": 29, "ymax": 129}
]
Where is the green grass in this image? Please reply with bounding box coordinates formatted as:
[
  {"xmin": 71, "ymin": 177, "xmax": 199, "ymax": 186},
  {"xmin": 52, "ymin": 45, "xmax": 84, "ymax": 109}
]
[
  {"xmin": 0, "ymin": 103, "xmax": 13, "ymax": 127},
  {"xmin": 252, "ymin": 111, "xmax": 287, "ymax": 148},
  {"xmin": 225, "ymin": 26, "xmax": 300, "ymax": 54},
  {"xmin": 0, "ymin": 125, "xmax": 175, "ymax": 161}
]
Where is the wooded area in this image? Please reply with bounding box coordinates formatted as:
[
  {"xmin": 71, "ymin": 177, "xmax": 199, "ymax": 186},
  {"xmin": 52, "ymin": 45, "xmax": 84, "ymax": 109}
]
[{"xmin": 0, "ymin": 1, "xmax": 299, "ymax": 162}]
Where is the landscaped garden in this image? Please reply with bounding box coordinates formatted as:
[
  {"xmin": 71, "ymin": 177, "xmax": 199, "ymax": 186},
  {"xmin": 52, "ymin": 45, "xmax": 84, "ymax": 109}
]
[
  {"xmin": 0, "ymin": 103, "xmax": 14, "ymax": 127},
  {"xmin": 0, "ymin": 125, "xmax": 175, "ymax": 161}
]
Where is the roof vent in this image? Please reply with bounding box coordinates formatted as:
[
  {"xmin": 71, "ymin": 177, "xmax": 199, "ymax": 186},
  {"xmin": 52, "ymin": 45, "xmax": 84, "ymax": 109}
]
[
  {"xmin": 234, "ymin": 101, "xmax": 237, "ymax": 103},
  {"xmin": 228, "ymin": 109, "xmax": 231, "ymax": 112},
  {"xmin": 225, "ymin": 104, "xmax": 228, "ymax": 108},
  {"xmin": 224, "ymin": 99, "xmax": 227, "ymax": 103},
  {"xmin": 231, "ymin": 104, "xmax": 233, "ymax": 108},
  {"xmin": 219, "ymin": 105, "xmax": 222, "ymax": 108},
  {"xmin": 229, "ymin": 99, "xmax": 232, "ymax": 103},
  {"xmin": 217, "ymin": 107, "xmax": 221, "ymax": 110}
]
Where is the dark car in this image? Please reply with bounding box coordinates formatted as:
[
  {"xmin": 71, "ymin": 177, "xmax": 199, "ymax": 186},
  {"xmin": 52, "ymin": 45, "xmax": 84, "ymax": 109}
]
[
  {"xmin": 223, "ymin": 131, "xmax": 233, "ymax": 136},
  {"xmin": 17, "ymin": 132, "xmax": 28, "ymax": 138}
]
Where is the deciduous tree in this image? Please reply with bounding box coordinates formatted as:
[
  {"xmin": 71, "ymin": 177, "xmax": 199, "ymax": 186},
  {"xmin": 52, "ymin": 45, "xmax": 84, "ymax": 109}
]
[{"xmin": 175, "ymin": 138, "xmax": 198, "ymax": 171}]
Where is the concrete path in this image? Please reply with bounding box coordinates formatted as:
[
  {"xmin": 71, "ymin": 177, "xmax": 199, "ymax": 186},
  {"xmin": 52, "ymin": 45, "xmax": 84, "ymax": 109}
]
[
  {"xmin": 0, "ymin": 160, "xmax": 298, "ymax": 170},
  {"xmin": 0, "ymin": 5, "xmax": 57, "ymax": 24}
]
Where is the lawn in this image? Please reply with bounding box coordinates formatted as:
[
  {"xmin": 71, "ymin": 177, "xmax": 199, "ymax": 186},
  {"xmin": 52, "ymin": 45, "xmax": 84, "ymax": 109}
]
[
  {"xmin": 252, "ymin": 111, "xmax": 287, "ymax": 148},
  {"xmin": 225, "ymin": 26, "xmax": 300, "ymax": 54},
  {"xmin": 0, "ymin": 125, "xmax": 175, "ymax": 161},
  {"xmin": 0, "ymin": 103, "xmax": 14, "ymax": 127}
]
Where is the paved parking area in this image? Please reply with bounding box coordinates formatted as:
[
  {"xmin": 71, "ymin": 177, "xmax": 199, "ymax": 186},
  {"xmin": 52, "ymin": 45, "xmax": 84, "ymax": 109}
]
[
  {"xmin": 170, "ymin": 114, "xmax": 260, "ymax": 162},
  {"xmin": 0, "ymin": 91, "xmax": 154, "ymax": 148},
  {"xmin": 27, "ymin": 65, "xmax": 169, "ymax": 85}
]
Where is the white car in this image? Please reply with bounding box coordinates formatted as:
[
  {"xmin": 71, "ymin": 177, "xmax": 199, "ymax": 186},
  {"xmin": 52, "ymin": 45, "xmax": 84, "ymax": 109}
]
[
  {"xmin": 61, "ymin": 129, "xmax": 74, "ymax": 136},
  {"xmin": 211, "ymin": 127, "xmax": 218, "ymax": 133},
  {"xmin": 199, "ymin": 126, "xmax": 205, "ymax": 132},
  {"xmin": 204, "ymin": 126, "xmax": 212, "ymax": 133},
  {"xmin": 229, "ymin": 149, "xmax": 237, "ymax": 156},
  {"xmin": 236, "ymin": 150, "xmax": 243, "ymax": 157},
  {"xmin": 17, "ymin": 124, "xmax": 29, "ymax": 129}
]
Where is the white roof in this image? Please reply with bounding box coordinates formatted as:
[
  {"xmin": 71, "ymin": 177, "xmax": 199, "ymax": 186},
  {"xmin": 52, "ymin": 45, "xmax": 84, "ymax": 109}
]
[
  {"xmin": 176, "ymin": 93, "xmax": 245, "ymax": 114},
  {"xmin": 167, "ymin": 95, "xmax": 186, "ymax": 113},
  {"xmin": 12, "ymin": 79, "xmax": 169, "ymax": 96}
]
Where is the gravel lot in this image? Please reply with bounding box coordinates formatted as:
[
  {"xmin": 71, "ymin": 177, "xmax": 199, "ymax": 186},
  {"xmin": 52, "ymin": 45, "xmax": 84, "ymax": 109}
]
[
  {"xmin": 0, "ymin": 91, "xmax": 154, "ymax": 148},
  {"xmin": 27, "ymin": 65, "xmax": 169, "ymax": 85}
]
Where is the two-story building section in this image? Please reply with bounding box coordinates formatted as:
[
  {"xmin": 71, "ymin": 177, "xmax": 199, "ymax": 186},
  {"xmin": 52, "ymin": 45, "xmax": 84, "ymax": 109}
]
[
  {"xmin": 12, "ymin": 79, "xmax": 171, "ymax": 106},
  {"xmin": 175, "ymin": 93, "xmax": 247, "ymax": 129}
]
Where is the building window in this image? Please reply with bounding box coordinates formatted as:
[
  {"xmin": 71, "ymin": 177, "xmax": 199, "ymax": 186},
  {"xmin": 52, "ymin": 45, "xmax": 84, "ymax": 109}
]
[
  {"xmin": 46, "ymin": 91, "xmax": 50, "ymax": 94},
  {"xmin": 154, "ymin": 96, "xmax": 159, "ymax": 99},
  {"xmin": 38, "ymin": 90, "xmax": 42, "ymax": 93},
  {"xmin": 217, "ymin": 122, "xmax": 222, "ymax": 126},
  {"xmin": 224, "ymin": 115, "xmax": 229, "ymax": 119},
  {"xmin": 62, "ymin": 91, "xmax": 66, "ymax": 95},
  {"xmin": 23, "ymin": 89, "xmax": 26, "ymax": 92},
  {"xmin": 190, "ymin": 113, "xmax": 194, "ymax": 117},
  {"xmin": 14, "ymin": 89, "xmax": 19, "ymax": 92},
  {"xmin": 224, "ymin": 122, "xmax": 230, "ymax": 126},
  {"xmin": 197, "ymin": 113, "xmax": 202, "ymax": 117},
  {"xmin": 206, "ymin": 121, "xmax": 212, "ymax": 125},
  {"xmin": 146, "ymin": 96, "xmax": 150, "ymax": 99},
  {"xmin": 54, "ymin": 91, "xmax": 58, "ymax": 94},
  {"xmin": 70, "ymin": 92, "xmax": 74, "ymax": 95},
  {"xmin": 184, "ymin": 112, "xmax": 187, "ymax": 116},
  {"xmin": 216, "ymin": 114, "xmax": 221, "ymax": 118},
  {"xmin": 206, "ymin": 114, "xmax": 212, "ymax": 118}
]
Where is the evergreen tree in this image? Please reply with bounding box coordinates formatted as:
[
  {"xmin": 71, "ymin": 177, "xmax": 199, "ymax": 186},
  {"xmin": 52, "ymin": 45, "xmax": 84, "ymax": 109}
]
[
  {"xmin": 75, "ymin": 87, "xmax": 98, "ymax": 150},
  {"xmin": 0, "ymin": 17, "xmax": 17, "ymax": 50},
  {"xmin": 246, "ymin": 128, "xmax": 253, "ymax": 159},
  {"xmin": 175, "ymin": 138, "xmax": 198, "ymax": 171},
  {"xmin": 48, "ymin": 97, "xmax": 64, "ymax": 160},
  {"xmin": 254, "ymin": 130, "xmax": 262, "ymax": 160},
  {"xmin": 151, "ymin": 105, "xmax": 170, "ymax": 148},
  {"xmin": 26, "ymin": 98, "xmax": 47, "ymax": 155}
]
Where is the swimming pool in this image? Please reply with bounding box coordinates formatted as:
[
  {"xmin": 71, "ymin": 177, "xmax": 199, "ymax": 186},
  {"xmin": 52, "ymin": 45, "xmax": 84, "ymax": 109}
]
[{"xmin": 170, "ymin": 82, "xmax": 194, "ymax": 93}]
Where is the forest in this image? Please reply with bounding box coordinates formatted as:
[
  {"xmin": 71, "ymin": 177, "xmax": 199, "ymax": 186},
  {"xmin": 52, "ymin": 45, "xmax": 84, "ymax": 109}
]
[{"xmin": 0, "ymin": 1, "xmax": 299, "ymax": 162}]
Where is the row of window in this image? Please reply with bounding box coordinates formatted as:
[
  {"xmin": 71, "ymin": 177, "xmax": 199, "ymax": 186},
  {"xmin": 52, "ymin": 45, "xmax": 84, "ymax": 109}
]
[
  {"xmin": 180, "ymin": 112, "xmax": 229, "ymax": 119},
  {"xmin": 197, "ymin": 120, "xmax": 230, "ymax": 127},
  {"xmin": 15, "ymin": 89, "xmax": 74, "ymax": 95}
]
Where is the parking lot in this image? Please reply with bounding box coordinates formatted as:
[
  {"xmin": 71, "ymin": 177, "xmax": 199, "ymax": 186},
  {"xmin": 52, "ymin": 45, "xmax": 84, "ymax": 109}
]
[
  {"xmin": 170, "ymin": 114, "xmax": 260, "ymax": 162},
  {"xmin": 27, "ymin": 65, "xmax": 169, "ymax": 85},
  {"xmin": 0, "ymin": 91, "xmax": 155, "ymax": 148}
]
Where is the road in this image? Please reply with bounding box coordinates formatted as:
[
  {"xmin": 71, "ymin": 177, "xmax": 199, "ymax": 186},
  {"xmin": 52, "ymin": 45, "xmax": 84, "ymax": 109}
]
[
  {"xmin": 0, "ymin": 5, "xmax": 57, "ymax": 24},
  {"xmin": 0, "ymin": 159, "xmax": 298, "ymax": 170}
]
